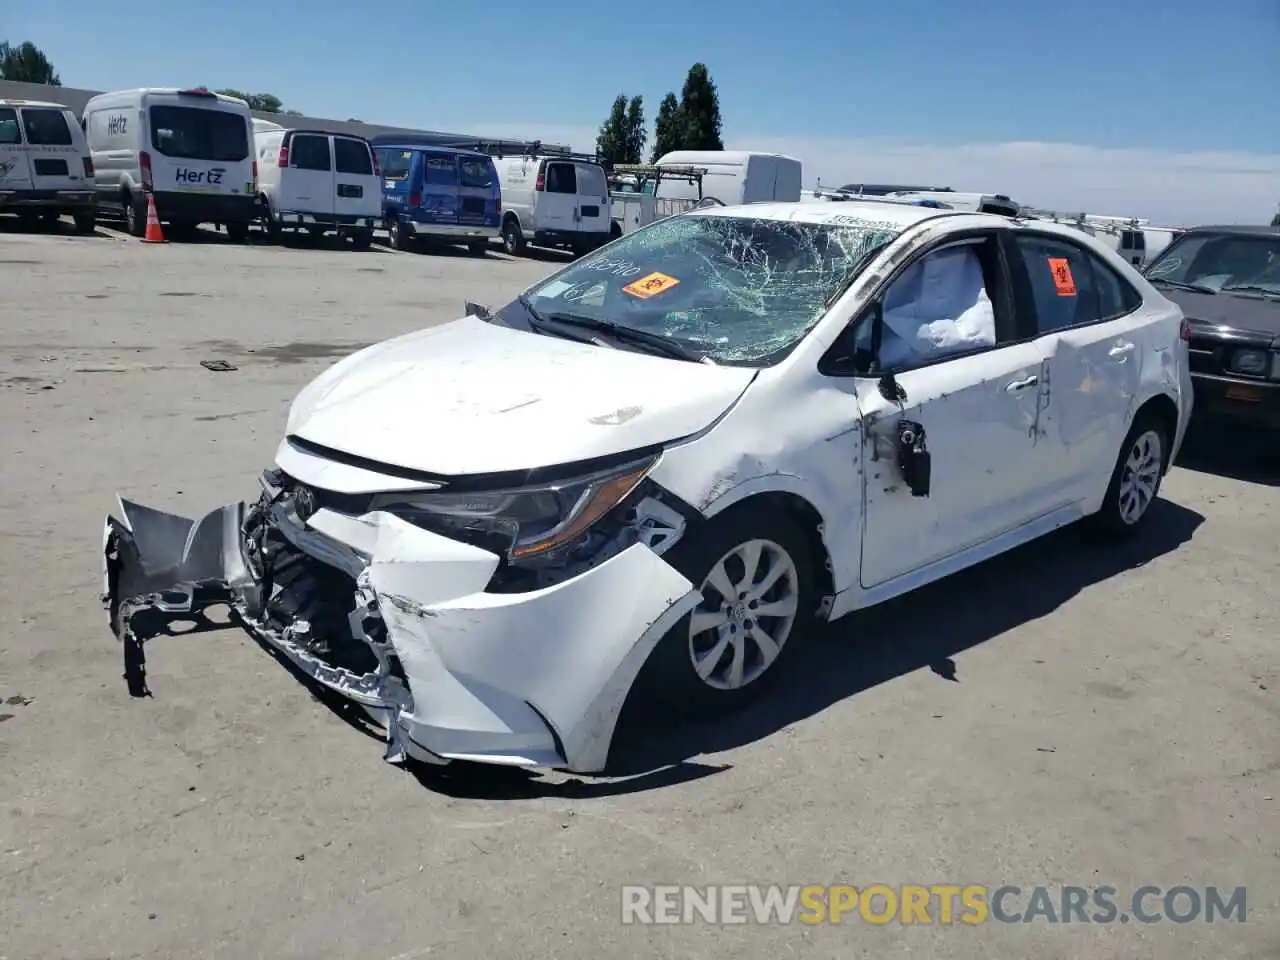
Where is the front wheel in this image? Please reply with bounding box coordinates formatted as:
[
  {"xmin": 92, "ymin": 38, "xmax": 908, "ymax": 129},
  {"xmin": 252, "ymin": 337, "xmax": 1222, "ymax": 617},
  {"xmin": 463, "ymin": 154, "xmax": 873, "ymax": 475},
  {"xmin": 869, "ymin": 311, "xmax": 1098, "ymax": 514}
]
[
  {"xmin": 1088, "ymin": 412, "xmax": 1169, "ymax": 538},
  {"xmin": 387, "ymin": 216, "xmax": 411, "ymax": 251},
  {"xmin": 632, "ymin": 506, "xmax": 817, "ymax": 718},
  {"xmin": 501, "ymin": 218, "xmax": 526, "ymax": 256},
  {"xmin": 225, "ymin": 221, "xmax": 251, "ymax": 243}
]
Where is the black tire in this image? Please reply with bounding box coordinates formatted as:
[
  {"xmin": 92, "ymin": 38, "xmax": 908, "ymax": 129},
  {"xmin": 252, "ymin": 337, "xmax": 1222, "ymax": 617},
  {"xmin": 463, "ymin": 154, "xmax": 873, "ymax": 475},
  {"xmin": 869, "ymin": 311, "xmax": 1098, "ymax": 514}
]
[
  {"xmin": 261, "ymin": 198, "xmax": 282, "ymax": 243},
  {"xmin": 1087, "ymin": 410, "xmax": 1170, "ymax": 539},
  {"xmin": 467, "ymin": 239, "xmax": 488, "ymax": 256},
  {"xmin": 72, "ymin": 211, "xmax": 97, "ymax": 235},
  {"xmin": 501, "ymin": 216, "xmax": 526, "ymax": 256},
  {"xmin": 123, "ymin": 193, "xmax": 146, "ymax": 238},
  {"xmin": 387, "ymin": 215, "xmax": 411, "ymax": 251},
  {"xmin": 225, "ymin": 221, "xmax": 251, "ymax": 243},
  {"xmin": 631, "ymin": 505, "xmax": 818, "ymax": 718},
  {"xmin": 40, "ymin": 209, "xmax": 60, "ymax": 229},
  {"xmin": 350, "ymin": 228, "xmax": 373, "ymax": 250},
  {"xmin": 16, "ymin": 209, "xmax": 39, "ymax": 231}
]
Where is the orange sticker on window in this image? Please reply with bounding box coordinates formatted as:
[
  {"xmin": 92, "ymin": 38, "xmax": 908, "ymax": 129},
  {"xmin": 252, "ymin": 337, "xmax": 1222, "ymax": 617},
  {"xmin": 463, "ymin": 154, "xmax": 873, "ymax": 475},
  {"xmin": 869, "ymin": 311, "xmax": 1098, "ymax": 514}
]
[
  {"xmin": 1047, "ymin": 257, "xmax": 1077, "ymax": 297},
  {"xmin": 622, "ymin": 272, "xmax": 680, "ymax": 299}
]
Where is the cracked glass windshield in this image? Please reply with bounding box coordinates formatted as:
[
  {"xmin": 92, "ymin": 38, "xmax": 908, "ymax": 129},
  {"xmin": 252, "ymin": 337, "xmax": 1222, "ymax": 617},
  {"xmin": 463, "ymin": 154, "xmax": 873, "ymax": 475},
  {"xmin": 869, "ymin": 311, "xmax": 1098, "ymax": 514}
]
[{"xmin": 517, "ymin": 213, "xmax": 904, "ymax": 364}]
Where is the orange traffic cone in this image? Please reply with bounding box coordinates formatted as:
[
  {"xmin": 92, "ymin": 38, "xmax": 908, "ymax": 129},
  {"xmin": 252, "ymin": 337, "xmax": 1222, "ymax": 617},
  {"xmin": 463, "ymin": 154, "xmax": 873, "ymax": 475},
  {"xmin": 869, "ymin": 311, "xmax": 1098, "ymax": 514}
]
[{"xmin": 142, "ymin": 193, "xmax": 166, "ymax": 243}]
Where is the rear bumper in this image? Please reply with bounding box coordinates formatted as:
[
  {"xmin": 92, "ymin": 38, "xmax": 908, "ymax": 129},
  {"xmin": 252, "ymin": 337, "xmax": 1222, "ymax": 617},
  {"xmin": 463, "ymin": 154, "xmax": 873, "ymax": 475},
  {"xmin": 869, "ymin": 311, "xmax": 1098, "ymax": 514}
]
[
  {"xmin": 534, "ymin": 228, "xmax": 610, "ymax": 249},
  {"xmin": 101, "ymin": 465, "xmax": 698, "ymax": 774},
  {"xmin": 0, "ymin": 189, "xmax": 96, "ymax": 210},
  {"xmin": 275, "ymin": 210, "xmax": 379, "ymax": 230},
  {"xmin": 408, "ymin": 221, "xmax": 499, "ymax": 241},
  {"xmin": 1190, "ymin": 371, "xmax": 1280, "ymax": 430},
  {"xmin": 153, "ymin": 190, "xmax": 255, "ymax": 224}
]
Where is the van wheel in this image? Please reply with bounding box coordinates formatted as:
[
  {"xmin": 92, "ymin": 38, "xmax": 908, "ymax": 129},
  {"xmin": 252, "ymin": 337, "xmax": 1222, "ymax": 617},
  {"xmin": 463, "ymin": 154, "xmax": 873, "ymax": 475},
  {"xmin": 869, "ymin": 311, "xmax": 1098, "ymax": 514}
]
[
  {"xmin": 467, "ymin": 240, "xmax": 488, "ymax": 256},
  {"xmin": 17, "ymin": 210, "xmax": 39, "ymax": 231},
  {"xmin": 40, "ymin": 210, "xmax": 60, "ymax": 230},
  {"xmin": 350, "ymin": 228, "xmax": 373, "ymax": 250},
  {"xmin": 387, "ymin": 216, "xmax": 411, "ymax": 251},
  {"xmin": 225, "ymin": 221, "xmax": 251, "ymax": 243},
  {"xmin": 123, "ymin": 193, "xmax": 146, "ymax": 238},
  {"xmin": 73, "ymin": 211, "xmax": 97, "ymax": 235},
  {"xmin": 502, "ymin": 217, "xmax": 526, "ymax": 256}
]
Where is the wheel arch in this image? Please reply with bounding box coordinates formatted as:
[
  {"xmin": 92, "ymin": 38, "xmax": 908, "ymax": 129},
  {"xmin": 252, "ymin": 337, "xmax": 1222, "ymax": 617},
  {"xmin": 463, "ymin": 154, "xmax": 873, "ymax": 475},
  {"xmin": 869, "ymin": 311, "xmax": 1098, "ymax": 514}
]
[{"xmin": 1132, "ymin": 392, "xmax": 1179, "ymax": 473}]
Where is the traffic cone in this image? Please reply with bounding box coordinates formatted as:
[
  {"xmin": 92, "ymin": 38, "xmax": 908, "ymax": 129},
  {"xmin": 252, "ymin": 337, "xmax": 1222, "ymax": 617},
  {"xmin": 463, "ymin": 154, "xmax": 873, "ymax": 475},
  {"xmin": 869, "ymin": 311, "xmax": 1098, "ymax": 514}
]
[{"xmin": 142, "ymin": 193, "xmax": 166, "ymax": 243}]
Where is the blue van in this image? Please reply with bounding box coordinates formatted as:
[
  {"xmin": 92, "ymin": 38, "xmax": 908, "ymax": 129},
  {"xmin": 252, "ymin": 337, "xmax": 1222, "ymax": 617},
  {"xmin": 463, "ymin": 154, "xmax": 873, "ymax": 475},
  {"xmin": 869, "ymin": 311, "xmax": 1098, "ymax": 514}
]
[{"xmin": 372, "ymin": 143, "xmax": 500, "ymax": 254}]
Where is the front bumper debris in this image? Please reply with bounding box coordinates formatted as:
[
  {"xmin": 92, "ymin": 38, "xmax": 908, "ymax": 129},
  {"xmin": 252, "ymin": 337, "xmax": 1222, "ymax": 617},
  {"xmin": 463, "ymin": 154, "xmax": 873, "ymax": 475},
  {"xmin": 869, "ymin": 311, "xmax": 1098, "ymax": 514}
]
[{"xmin": 101, "ymin": 469, "xmax": 699, "ymax": 773}]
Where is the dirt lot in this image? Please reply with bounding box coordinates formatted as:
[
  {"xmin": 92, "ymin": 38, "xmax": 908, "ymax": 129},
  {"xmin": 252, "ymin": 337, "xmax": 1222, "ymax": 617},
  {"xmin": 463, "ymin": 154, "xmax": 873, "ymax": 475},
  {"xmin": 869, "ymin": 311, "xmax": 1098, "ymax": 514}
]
[{"xmin": 0, "ymin": 220, "xmax": 1276, "ymax": 960}]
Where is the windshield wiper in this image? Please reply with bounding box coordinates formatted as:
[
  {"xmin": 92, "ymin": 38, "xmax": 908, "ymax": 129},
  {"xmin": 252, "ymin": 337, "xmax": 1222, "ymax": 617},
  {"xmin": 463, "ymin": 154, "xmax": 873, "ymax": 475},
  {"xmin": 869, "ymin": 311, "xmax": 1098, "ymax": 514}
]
[
  {"xmin": 1148, "ymin": 277, "xmax": 1219, "ymax": 294},
  {"xmin": 518, "ymin": 295, "xmax": 610, "ymax": 346},
  {"xmin": 539, "ymin": 311, "xmax": 709, "ymax": 364},
  {"xmin": 1220, "ymin": 284, "xmax": 1280, "ymax": 298}
]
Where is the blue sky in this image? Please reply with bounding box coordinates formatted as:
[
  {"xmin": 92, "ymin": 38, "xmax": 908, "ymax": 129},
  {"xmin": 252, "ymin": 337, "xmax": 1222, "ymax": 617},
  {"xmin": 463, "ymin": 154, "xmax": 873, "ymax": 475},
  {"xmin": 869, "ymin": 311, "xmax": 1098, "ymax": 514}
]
[{"xmin": 3, "ymin": 0, "xmax": 1277, "ymax": 222}]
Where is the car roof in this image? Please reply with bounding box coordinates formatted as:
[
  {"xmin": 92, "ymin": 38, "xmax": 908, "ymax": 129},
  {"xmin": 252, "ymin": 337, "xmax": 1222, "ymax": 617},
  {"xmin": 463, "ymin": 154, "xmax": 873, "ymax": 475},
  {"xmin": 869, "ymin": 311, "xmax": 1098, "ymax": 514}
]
[{"xmin": 379, "ymin": 143, "xmax": 488, "ymax": 159}]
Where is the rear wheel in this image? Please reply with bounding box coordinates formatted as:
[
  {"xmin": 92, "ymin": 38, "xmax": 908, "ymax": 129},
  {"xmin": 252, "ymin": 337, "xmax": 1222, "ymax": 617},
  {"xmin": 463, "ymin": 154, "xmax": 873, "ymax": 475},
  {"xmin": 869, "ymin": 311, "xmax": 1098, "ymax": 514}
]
[
  {"xmin": 1087, "ymin": 411, "xmax": 1169, "ymax": 538},
  {"xmin": 225, "ymin": 221, "xmax": 251, "ymax": 243},
  {"xmin": 467, "ymin": 239, "xmax": 488, "ymax": 256},
  {"xmin": 350, "ymin": 227, "xmax": 373, "ymax": 250},
  {"xmin": 40, "ymin": 209, "xmax": 60, "ymax": 230},
  {"xmin": 72, "ymin": 210, "xmax": 96, "ymax": 235},
  {"xmin": 123, "ymin": 192, "xmax": 146, "ymax": 237},
  {"xmin": 387, "ymin": 215, "xmax": 412, "ymax": 251},
  {"xmin": 501, "ymin": 216, "xmax": 526, "ymax": 256}
]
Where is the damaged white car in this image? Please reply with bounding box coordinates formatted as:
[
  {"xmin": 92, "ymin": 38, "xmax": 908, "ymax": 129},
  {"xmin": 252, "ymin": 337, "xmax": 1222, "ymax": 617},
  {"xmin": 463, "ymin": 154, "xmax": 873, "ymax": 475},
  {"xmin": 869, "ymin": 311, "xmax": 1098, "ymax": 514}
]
[{"xmin": 104, "ymin": 201, "xmax": 1194, "ymax": 773}]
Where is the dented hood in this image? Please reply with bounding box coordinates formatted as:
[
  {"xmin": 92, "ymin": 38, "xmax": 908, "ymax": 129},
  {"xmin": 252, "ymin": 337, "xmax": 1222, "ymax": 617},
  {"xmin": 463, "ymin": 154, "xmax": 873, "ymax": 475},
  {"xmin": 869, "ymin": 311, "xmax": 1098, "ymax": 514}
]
[{"xmin": 285, "ymin": 315, "xmax": 757, "ymax": 476}]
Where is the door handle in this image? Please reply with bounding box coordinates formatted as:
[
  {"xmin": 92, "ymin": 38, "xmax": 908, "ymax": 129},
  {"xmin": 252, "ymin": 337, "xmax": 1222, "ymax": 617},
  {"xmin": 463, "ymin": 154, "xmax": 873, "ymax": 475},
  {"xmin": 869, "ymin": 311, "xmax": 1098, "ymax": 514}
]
[
  {"xmin": 1005, "ymin": 375, "xmax": 1039, "ymax": 392},
  {"xmin": 1108, "ymin": 342, "xmax": 1136, "ymax": 358}
]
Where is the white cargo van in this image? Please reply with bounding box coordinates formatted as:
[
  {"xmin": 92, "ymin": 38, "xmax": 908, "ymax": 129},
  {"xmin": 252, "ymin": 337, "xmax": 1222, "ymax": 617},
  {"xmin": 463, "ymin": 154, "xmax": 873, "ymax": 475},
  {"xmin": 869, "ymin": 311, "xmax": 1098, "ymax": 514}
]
[
  {"xmin": 652, "ymin": 150, "xmax": 803, "ymax": 206},
  {"xmin": 82, "ymin": 87, "xmax": 257, "ymax": 240},
  {"xmin": 491, "ymin": 152, "xmax": 612, "ymax": 257},
  {"xmin": 254, "ymin": 127, "xmax": 381, "ymax": 248},
  {"xmin": 0, "ymin": 99, "xmax": 96, "ymax": 233}
]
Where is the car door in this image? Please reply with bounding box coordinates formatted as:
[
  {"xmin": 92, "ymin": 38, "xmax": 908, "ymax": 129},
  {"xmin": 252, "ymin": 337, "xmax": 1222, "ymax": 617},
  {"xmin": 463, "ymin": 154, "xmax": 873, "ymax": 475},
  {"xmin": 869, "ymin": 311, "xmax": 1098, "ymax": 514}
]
[
  {"xmin": 18, "ymin": 107, "xmax": 86, "ymax": 193},
  {"xmin": 332, "ymin": 136, "xmax": 376, "ymax": 219},
  {"xmin": 537, "ymin": 161, "xmax": 577, "ymax": 233},
  {"xmin": 851, "ymin": 232, "xmax": 1056, "ymax": 588},
  {"xmin": 283, "ymin": 132, "xmax": 333, "ymax": 217},
  {"xmin": 1006, "ymin": 231, "xmax": 1146, "ymax": 495},
  {"xmin": 572, "ymin": 161, "xmax": 611, "ymax": 236},
  {"xmin": 0, "ymin": 106, "xmax": 34, "ymax": 191}
]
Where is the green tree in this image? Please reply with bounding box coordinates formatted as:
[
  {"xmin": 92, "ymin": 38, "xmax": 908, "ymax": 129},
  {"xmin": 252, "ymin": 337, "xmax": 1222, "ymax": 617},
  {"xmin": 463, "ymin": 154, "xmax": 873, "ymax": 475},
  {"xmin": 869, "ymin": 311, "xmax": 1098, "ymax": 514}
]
[
  {"xmin": 0, "ymin": 40, "xmax": 61, "ymax": 85},
  {"xmin": 650, "ymin": 92, "xmax": 683, "ymax": 162},
  {"xmin": 595, "ymin": 94, "xmax": 629, "ymax": 164},
  {"xmin": 215, "ymin": 89, "xmax": 285, "ymax": 113},
  {"xmin": 623, "ymin": 95, "xmax": 645, "ymax": 164},
  {"xmin": 677, "ymin": 63, "xmax": 723, "ymax": 151}
]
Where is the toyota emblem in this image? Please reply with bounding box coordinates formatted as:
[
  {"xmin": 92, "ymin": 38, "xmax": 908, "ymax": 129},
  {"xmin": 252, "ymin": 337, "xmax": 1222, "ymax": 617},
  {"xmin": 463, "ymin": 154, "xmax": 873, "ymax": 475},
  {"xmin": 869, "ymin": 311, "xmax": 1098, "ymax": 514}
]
[{"xmin": 294, "ymin": 485, "xmax": 317, "ymax": 520}]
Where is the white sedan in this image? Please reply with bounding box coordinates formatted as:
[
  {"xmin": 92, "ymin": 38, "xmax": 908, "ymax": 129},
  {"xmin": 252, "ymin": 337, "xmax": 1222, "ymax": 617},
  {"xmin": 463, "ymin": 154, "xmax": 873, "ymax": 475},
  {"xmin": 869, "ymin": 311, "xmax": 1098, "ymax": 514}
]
[{"xmin": 103, "ymin": 200, "xmax": 1194, "ymax": 773}]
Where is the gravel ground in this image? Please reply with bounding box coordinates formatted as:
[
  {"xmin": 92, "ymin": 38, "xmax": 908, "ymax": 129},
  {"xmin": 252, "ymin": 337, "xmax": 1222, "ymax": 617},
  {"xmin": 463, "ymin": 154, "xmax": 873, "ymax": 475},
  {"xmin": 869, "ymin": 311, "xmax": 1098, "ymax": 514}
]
[{"xmin": 0, "ymin": 219, "xmax": 1276, "ymax": 960}]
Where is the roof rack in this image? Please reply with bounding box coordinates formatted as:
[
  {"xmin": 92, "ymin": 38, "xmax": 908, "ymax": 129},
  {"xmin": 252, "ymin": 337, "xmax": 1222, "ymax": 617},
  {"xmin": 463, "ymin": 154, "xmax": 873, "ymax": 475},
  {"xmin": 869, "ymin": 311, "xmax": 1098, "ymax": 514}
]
[
  {"xmin": 442, "ymin": 139, "xmax": 606, "ymax": 166},
  {"xmin": 611, "ymin": 163, "xmax": 708, "ymax": 180}
]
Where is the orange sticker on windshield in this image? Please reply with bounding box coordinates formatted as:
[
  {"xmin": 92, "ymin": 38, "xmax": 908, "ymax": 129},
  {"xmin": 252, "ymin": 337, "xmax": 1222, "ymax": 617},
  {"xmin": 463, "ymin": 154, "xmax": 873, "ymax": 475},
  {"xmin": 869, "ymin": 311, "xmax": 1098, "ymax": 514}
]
[
  {"xmin": 1047, "ymin": 257, "xmax": 1077, "ymax": 296},
  {"xmin": 623, "ymin": 272, "xmax": 680, "ymax": 299}
]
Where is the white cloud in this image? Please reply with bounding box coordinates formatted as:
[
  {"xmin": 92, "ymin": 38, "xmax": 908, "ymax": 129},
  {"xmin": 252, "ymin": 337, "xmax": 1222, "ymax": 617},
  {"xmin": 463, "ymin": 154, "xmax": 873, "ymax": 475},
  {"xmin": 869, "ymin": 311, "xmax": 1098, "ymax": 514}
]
[{"xmin": 471, "ymin": 122, "xmax": 1280, "ymax": 227}]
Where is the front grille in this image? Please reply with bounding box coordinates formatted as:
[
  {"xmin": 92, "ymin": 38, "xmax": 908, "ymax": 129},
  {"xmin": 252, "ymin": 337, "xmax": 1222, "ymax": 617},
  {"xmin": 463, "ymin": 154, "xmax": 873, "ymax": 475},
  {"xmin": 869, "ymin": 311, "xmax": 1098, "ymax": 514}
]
[{"xmin": 1187, "ymin": 337, "xmax": 1223, "ymax": 375}]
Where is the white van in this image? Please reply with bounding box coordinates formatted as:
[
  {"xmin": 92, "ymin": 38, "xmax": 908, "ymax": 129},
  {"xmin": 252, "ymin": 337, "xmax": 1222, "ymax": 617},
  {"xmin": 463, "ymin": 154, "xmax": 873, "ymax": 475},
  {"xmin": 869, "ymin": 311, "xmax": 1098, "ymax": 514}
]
[
  {"xmin": 491, "ymin": 152, "xmax": 611, "ymax": 257},
  {"xmin": 82, "ymin": 87, "xmax": 257, "ymax": 240},
  {"xmin": 0, "ymin": 99, "xmax": 96, "ymax": 233},
  {"xmin": 254, "ymin": 127, "xmax": 381, "ymax": 248},
  {"xmin": 652, "ymin": 150, "xmax": 803, "ymax": 206}
]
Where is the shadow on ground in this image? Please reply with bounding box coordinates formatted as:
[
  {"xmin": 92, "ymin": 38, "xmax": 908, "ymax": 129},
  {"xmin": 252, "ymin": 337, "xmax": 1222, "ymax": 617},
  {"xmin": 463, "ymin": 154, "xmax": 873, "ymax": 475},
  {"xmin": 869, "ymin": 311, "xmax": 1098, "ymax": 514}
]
[
  {"xmin": 1174, "ymin": 422, "xmax": 1279, "ymax": 487},
  {"xmin": 0, "ymin": 214, "xmax": 115, "ymax": 240}
]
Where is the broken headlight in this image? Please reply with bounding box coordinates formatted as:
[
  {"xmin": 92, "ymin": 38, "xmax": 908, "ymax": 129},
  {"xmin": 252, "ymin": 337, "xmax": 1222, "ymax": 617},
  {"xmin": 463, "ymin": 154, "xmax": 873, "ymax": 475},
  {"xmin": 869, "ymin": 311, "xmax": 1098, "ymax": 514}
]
[{"xmin": 375, "ymin": 456, "xmax": 656, "ymax": 567}]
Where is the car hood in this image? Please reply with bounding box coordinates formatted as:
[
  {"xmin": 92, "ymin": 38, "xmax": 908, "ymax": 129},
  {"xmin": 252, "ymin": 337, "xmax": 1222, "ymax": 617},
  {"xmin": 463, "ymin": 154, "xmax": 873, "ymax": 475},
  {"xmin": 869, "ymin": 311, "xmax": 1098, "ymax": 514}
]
[
  {"xmin": 285, "ymin": 315, "xmax": 757, "ymax": 477},
  {"xmin": 1158, "ymin": 287, "xmax": 1280, "ymax": 344}
]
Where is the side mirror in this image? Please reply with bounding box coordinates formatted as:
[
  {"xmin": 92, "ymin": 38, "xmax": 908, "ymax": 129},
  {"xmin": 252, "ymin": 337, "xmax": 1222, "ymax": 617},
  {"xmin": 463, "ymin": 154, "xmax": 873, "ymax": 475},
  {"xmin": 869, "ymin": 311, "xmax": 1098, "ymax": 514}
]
[{"xmin": 464, "ymin": 300, "xmax": 492, "ymax": 320}]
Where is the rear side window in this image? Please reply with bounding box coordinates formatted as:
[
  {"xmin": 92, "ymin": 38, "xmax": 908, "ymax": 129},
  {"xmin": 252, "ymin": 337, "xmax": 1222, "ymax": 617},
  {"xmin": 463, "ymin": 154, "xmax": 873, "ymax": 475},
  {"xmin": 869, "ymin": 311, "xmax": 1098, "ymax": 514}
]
[
  {"xmin": 1014, "ymin": 234, "xmax": 1141, "ymax": 333},
  {"xmin": 149, "ymin": 106, "xmax": 249, "ymax": 161},
  {"xmin": 421, "ymin": 153, "xmax": 458, "ymax": 186},
  {"xmin": 574, "ymin": 162, "xmax": 607, "ymax": 197},
  {"xmin": 0, "ymin": 108, "xmax": 20, "ymax": 144},
  {"xmin": 289, "ymin": 134, "xmax": 331, "ymax": 171},
  {"xmin": 379, "ymin": 150, "xmax": 412, "ymax": 180},
  {"xmin": 334, "ymin": 137, "xmax": 373, "ymax": 175},
  {"xmin": 459, "ymin": 156, "xmax": 494, "ymax": 189},
  {"xmin": 1120, "ymin": 229, "xmax": 1146, "ymax": 250},
  {"xmin": 544, "ymin": 162, "xmax": 576, "ymax": 194},
  {"xmin": 20, "ymin": 108, "xmax": 73, "ymax": 145}
]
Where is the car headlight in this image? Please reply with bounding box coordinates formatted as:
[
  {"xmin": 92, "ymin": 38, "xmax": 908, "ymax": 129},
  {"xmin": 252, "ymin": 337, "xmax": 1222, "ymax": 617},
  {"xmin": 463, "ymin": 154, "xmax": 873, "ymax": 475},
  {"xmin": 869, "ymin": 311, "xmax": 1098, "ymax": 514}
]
[
  {"xmin": 374, "ymin": 456, "xmax": 656, "ymax": 566},
  {"xmin": 1230, "ymin": 348, "xmax": 1268, "ymax": 376}
]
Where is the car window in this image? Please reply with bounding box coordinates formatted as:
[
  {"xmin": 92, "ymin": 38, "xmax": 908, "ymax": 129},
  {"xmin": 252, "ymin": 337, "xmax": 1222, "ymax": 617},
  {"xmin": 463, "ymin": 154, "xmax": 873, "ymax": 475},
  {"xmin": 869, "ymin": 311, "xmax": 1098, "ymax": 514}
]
[
  {"xmin": 1013, "ymin": 235, "xmax": 1103, "ymax": 333},
  {"xmin": 459, "ymin": 156, "xmax": 494, "ymax": 189},
  {"xmin": 149, "ymin": 106, "xmax": 249, "ymax": 162},
  {"xmin": 19, "ymin": 108, "xmax": 73, "ymax": 145},
  {"xmin": 873, "ymin": 243, "xmax": 998, "ymax": 371},
  {"xmin": 1146, "ymin": 232, "xmax": 1280, "ymax": 294},
  {"xmin": 0, "ymin": 108, "xmax": 20, "ymax": 144},
  {"xmin": 289, "ymin": 134, "xmax": 331, "ymax": 171},
  {"xmin": 421, "ymin": 153, "xmax": 458, "ymax": 186},
  {"xmin": 379, "ymin": 150, "xmax": 411, "ymax": 181},
  {"xmin": 1092, "ymin": 257, "xmax": 1143, "ymax": 318},
  {"xmin": 515, "ymin": 212, "xmax": 902, "ymax": 365},
  {"xmin": 333, "ymin": 137, "xmax": 372, "ymax": 175},
  {"xmin": 575, "ymin": 163, "xmax": 607, "ymax": 197},
  {"xmin": 545, "ymin": 162, "xmax": 576, "ymax": 194}
]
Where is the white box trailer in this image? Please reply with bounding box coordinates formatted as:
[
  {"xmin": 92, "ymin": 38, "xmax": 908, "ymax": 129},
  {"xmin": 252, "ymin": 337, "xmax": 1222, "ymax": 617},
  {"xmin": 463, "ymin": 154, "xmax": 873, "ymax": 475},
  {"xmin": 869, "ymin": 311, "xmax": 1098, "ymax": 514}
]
[{"xmin": 653, "ymin": 150, "xmax": 802, "ymax": 206}]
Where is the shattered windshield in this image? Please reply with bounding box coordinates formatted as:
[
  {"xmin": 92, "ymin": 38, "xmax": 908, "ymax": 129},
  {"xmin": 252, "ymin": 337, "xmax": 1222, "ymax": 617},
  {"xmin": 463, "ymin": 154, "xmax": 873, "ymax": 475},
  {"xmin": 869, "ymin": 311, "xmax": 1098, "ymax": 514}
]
[
  {"xmin": 517, "ymin": 213, "xmax": 903, "ymax": 364},
  {"xmin": 1146, "ymin": 232, "xmax": 1280, "ymax": 296}
]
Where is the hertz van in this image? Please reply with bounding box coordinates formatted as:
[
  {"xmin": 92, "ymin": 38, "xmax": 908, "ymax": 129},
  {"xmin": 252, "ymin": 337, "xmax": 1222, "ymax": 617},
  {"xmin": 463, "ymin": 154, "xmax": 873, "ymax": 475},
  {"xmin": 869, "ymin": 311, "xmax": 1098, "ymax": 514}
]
[{"xmin": 82, "ymin": 87, "xmax": 257, "ymax": 241}]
